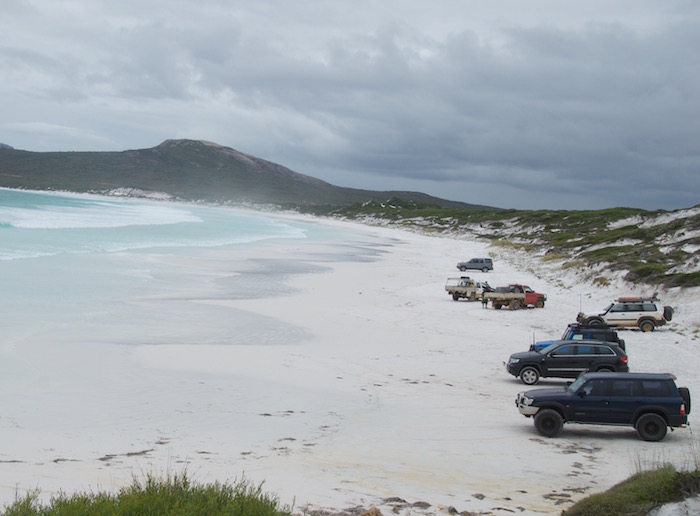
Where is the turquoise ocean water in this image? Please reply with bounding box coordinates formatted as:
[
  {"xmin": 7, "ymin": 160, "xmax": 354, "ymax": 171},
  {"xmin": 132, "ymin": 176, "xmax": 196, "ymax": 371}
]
[{"xmin": 0, "ymin": 188, "xmax": 382, "ymax": 351}]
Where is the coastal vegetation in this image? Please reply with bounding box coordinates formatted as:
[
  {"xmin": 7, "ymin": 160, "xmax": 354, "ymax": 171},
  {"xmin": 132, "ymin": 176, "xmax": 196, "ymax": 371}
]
[
  {"xmin": 3, "ymin": 466, "xmax": 700, "ymax": 515},
  {"xmin": 2, "ymin": 474, "xmax": 292, "ymax": 516},
  {"xmin": 301, "ymin": 199, "xmax": 700, "ymax": 288},
  {"xmin": 563, "ymin": 464, "xmax": 700, "ymax": 515}
]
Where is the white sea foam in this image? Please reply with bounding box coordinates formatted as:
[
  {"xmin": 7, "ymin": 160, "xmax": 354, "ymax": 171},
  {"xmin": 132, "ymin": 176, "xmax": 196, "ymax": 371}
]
[
  {"xmin": 1, "ymin": 199, "xmax": 201, "ymax": 229},
  {"xmin": 0, "ymin": 190, "xmax": 309, "ymax": 260}
]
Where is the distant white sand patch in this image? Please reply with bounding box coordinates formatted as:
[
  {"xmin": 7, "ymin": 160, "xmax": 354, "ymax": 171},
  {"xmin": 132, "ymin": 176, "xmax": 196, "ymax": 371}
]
[
  {"xmin": 656, "ymin": 228, "xmax": 700, "ymax": 248},
  {"xmin": 584, "ymin": 239, "xmax": 644, "ymax": 253},
  {"xmin": 609, "ymin": 206, "xmax": 700, "ymax": 230},
  {"xmin": 104, "ymin": 187, "xmax": 174, "ymax": 200}
]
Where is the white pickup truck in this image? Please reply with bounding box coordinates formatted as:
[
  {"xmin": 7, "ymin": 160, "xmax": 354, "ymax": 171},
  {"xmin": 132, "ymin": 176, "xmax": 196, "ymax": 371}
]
[{"xmin": 445, "ymin": 277, "xmax": 493, "ymax": 301}]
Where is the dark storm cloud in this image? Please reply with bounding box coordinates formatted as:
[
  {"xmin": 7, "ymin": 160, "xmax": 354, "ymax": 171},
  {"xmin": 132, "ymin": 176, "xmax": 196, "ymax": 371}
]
[{"xmin": 1, "ymin": 1, "xmax": 698, "ymax": 209}]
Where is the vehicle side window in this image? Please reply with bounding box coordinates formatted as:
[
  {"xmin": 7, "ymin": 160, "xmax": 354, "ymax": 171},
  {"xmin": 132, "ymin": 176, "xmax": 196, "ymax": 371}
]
[
  {"xmin": 629, "ymin": 303, "xmax": 643, "ymax": 312},
  {"xmin": 576, "ymin": 345, "xmax": 596, "ymax": 355},
  {"xmin": 642, "ymin": 303, "xmax": 657, "ymax": 311},
  {"xmin": 597, "ymin": 346, "xmax": 615, "ymax": 355},
  {"xmin": 551, "ymin": 345, "xmax": 575, "ymax": 356},
  {"xmin": 610, "ymin": 304, "xmax": 625, "ymax": 312},
  {"xmin": 582, "ymin": 379, "xmax": 609, "ymax": 396},
  {"xmin": 639, "ymin": 380, "xmax": 672, "ymax": 397},
  {"xmin": 572, "ymin": 334, "xmax": 584, "ymax": 341},
  {"xmin": 610, "ymin": 380, "xmax": 634, "ymax": 397}
]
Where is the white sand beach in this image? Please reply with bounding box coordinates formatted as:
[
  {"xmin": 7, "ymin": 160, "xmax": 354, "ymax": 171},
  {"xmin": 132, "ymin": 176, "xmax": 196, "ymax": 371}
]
[{"xmin": 1, "ymin": 213, "xmax": 699, "ymax": 515}]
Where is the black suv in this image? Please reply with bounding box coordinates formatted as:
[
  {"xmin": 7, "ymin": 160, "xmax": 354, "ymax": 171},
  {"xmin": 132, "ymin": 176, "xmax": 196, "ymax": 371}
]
[
  {"xmin": 530, "ymin": 323, "xmax": 626, "ymax": 352},
  {"xmin": 515, "ymin": 372, "xmax": 691, "ymax": 441},
  {"xmin": 506, "ymin": 340, "xmax": 628, "ymax": 385}
]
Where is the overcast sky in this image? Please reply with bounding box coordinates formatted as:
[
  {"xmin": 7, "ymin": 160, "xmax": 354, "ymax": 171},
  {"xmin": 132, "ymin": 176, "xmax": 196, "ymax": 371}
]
[{"xmin": 1, "ymin": 1, "xmax": 698, "ymax": 210}]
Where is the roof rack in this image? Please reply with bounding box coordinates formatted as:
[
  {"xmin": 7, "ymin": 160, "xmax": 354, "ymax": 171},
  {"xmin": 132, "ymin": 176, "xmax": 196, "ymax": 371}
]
[
  {"xmin": 569, "ymin": 322, "xmax": 618, "ymax": 329},
  {"xmin": 616, "ymin": 295, "xmax": 659, "ymax": 302}
]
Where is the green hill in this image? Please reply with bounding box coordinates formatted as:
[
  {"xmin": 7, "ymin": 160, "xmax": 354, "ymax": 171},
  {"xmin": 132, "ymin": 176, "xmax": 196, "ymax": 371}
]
[{"xmin": 0, "ymin": 139, "xmax": 484, "ymax": 209}]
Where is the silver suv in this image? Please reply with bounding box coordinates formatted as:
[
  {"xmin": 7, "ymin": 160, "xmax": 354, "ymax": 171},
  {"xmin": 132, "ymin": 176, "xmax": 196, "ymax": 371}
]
[
  {"xmin": 577, "ymin": 296, "xmax": 673, "ymax": 332},
  {"xmin": 456, "ymin": 258, "xmax": 493, "ymax": 272}
]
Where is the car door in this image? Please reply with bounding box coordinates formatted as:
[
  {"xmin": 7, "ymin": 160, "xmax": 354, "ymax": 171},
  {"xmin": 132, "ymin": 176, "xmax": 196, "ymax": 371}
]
[
  {"xmin": 603, "ymin": 303, "xmax": 629, "ymax": 325},
  {"xmin": 606, "ymin": 378, "xmax": 640, "ymax": 424},
  {"xmin": 566, "ymin": 378, "xmax": 612, "ymax": 422},
  {"xmin": 543, "ymin": 344, "xmax": 579, "ymax": 378},
  {"xmin": 570, "ymin": 344, "xmax": 600, "ymax": 373}
]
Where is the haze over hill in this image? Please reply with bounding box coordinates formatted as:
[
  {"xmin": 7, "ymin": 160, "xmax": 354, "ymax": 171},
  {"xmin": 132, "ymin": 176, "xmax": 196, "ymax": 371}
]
[{"xmin": 0, "ymin": 139, "xmax": 485, "ymax": 209}]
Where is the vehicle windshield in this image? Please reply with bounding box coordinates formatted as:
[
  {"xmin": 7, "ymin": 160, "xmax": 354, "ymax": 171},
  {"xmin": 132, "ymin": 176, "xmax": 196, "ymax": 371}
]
[
  {"xmin": 602, "ymin": 303, "xmax": 614, "ymax": 314},
  {"xmin": 567, "ymin": 375, "xmax": 587, "ymax": 392},
  {"xmin": 561, "ymin": 328, "xmax": 573, "ymax": 339}
]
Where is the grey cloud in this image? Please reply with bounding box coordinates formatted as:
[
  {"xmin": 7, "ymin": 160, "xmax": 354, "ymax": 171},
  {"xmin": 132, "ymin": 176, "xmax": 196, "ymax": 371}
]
[{"xmin": 0, "ymin": 1, "xmax": 697, "ymax": 210}]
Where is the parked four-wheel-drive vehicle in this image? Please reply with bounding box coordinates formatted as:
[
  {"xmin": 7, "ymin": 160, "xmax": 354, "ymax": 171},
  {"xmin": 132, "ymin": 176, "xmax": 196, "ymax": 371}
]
[
  {"xmin": 530, "ymin": 323, "xmax": 626, "ymax": 352},
  {"xmin": 456, "ymin": 258, "xmax": 493, "ymax": 272},
  {"xmin": 577, "ymin": 296, "xmax": 673, "ymax": 332},
  {"xmin": 515, "ymin": 372, "xmax": 691, "ymax": 441},
  {"xmin": 445, "ymin": 277, "xmax": 493, "ymax": 301},
  {"xmin": 484, "ymin": 284, "xmax": 546, "ymax": 310},
  {"xmin": 506, "ymin": 340, "xmax": 629, "ymax": 385}
]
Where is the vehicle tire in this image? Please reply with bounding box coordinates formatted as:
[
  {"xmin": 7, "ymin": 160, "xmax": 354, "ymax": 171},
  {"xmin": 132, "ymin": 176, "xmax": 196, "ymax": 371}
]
[
  {"xmin": 586, "ymin": 318, "xmax": 604, "ymax": 326},
  {"xmin": 535, "ymin": 298, "xmax": 545, "ymax": 308},
  {"xmin": 596, "ymin": 366, "xmax": 614, "ymax": 373},
  {"xmin": 534, "ymin": 409, "xmax": 564, "ymax": 438},
  {"xmin": 520, "ymin": 366, "xmax": 540, "ymax": 385},
  {"xmin": 452, "ymin": 293, "xmax": 459, "ymax": 301},
  {"xmin": 664, "ymin": 306, "xmax": 673, "ymax": 322},
  {"xmin": 494, "ymin": 303, "xmax": 502, "ymax": 310},
  {"xmin": 482, "ymin": 267, "xmax": 489, "ymax": 272},
  {"xmin": 635, "ymin": 413, "xmax": 667, "ymax": 442},
  {"xmin": 459, "ymin": 266, "xmax": 467, "ymax": 272},
  {"xmin": 511, "ymin": 299, "xmax": 521, "ymax": 310},
  {"xmin": 679, "ymin": 387, "xmax": 691, "ymax": 414},
  {"xmin": 639, "ymin": 320, "xmax": 656, "ymax": 332}
]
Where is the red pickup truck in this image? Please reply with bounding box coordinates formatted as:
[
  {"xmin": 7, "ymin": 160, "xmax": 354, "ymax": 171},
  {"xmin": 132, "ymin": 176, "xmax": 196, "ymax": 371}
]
[{"xmin": 484, "ymin": 284, "xmax": 546, "ymax": 310}]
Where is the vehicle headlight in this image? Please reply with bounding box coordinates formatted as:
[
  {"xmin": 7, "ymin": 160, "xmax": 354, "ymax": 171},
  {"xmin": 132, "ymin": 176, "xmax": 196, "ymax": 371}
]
[
  {"xmin": 509, "ymin": 357, "xmax": 520, "ymax": 364},
  {"xmin": 520, "ymin": 395, "xmax": 533, "ymax": 406}
]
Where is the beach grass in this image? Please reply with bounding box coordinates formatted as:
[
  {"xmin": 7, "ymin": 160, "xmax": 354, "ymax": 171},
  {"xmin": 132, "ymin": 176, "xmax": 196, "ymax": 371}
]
[
  {"xmin": 2, "ymin": 473, "xmax": 292, "ymax": 516},
  {"xmin": 4, "ymin": 466, "xmax": 700, "ymax": 515},
  {"xmin": 562, "ymin": 464, "xmax": 700, "ymax": 516}
]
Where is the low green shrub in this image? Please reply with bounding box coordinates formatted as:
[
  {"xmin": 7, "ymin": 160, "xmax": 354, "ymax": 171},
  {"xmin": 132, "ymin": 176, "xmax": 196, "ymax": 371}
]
[
  {"xmin": 561, "ymin": 260, "xmax": 586, "ymax": 270},
  {"xmin": 2, "ymin": 473, "xmax": 292, "ymax": 516},
  {"xmin": 563, "ymin": 465, "xmax": 694, "ymax": 516},
  {"xmin": 592, "ymin": 276, "xmax": 611, "ymax": 286},
  {"xmin": 541, "ymin": 252, "xmax": 568, "ymax": 261}
]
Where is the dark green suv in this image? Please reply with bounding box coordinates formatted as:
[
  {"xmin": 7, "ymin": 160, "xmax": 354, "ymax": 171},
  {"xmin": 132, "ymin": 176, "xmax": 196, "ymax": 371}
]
[{"xmin": 516, "ymin": 372, "xmax": 691, "ymax": 441}]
